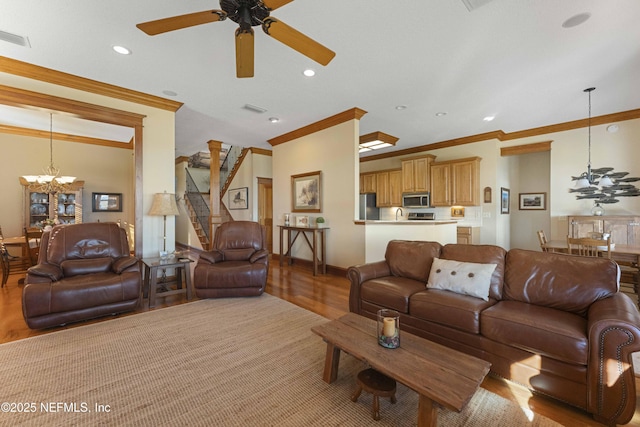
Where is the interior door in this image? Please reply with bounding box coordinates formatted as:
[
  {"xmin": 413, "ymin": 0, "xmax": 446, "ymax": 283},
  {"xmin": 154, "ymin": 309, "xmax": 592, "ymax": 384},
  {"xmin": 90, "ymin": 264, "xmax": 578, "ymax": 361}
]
[{"xmin": 258, "ymin": 178, "xmax": 273, "ymax": 253}]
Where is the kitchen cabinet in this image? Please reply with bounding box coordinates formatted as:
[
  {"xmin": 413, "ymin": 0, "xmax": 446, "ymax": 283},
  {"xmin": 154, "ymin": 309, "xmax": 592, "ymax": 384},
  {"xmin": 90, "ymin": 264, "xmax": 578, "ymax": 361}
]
[
  {"xmin": 402, "ymin": 155, "xmax": 435, "ymax": 193},
  {"xmin": 360, "ymin": 172, "xmax": 377, "ymax": 194},
  {"xmin": 430, "ymin": 157, "xmax": 481, "ymax": 206},
  {"xmin": 23, "ymin": 182, "xmax": 84, "ymax": 227},
  {"xmin": 375, "ymin": 169, "xmax": 402, "ymax": 207},
  {"xmin": 457, "ymin": 226, "xmax": 479, "ymax": 244},
  {"xmin": 568, "ymin": 215, "xmax": 640, "ymax": 245}
]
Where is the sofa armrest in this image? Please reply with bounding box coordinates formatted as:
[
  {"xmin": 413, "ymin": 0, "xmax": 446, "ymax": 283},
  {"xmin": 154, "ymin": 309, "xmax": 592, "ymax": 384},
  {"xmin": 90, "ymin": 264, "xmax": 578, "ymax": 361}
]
[
  {"xmin": 586, "ymin": 293, "xmax": 640, "ymax": 425},
  {"xmin": 113, "ymin": 256, "xmax": 139, "ymax": 274},
  {"xmin": 250, "ymin": 249, "xmax": 269, "ymax": 264},
  {"xmin": 26, "ymin": 264, "xmax": 62, "ymax": 282},
  {"xmin": 199, "ymin": 250, "xmax": 223, "ymax": 264},
  {"xmin": 347, "ymin": 260, "xmax": 391, "ymax": 313}
]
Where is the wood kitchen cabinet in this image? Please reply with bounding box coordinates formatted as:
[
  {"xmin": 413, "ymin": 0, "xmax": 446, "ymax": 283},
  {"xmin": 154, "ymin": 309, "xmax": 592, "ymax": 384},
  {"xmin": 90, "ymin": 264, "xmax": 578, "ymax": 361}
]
[
  {"xmin": 568, "ymin": 215, "xmax": 640, "ymax": 245},
  {"xmin": 457, "ymin": 226, "xmax": 479, "ymax": 244},
  {"xmin": 375, "ymin": 169, "xmax": 402, "ymax": 207},
  {"xmin": 402, "ymin": 155, "xmax": 435, "ymax": 193},
  {"xmin": 430, "ymin": 157, "xmax": 481, "ymax": 206},
  {"xmin": 360, "ymin": 172, "xmax": 377, "ymax": 194}
]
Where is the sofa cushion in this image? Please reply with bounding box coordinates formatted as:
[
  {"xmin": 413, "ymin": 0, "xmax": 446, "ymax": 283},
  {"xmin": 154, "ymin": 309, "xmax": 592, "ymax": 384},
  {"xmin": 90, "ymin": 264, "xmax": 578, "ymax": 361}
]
[
  {"xmin": 427, "ymin": 258, "xmax": 497, "ymax": 301},
  {"xmin": 440, "ymin": 244, "xmax": 507, "ymax": 300},
  {"xmin": 410, "ymin": 289, "xmax": 496, "ymax": 334},
  {"xmin": 361, "ymin": 276, "xmax": 426, "ymax": 314},
  {"xmin": 504, "ymin": 249, "xmax": 619, "ymax": 316},
  {"xmin": 385, "ymin": 240, "xmax": 442, "ymax": 282},
  {"xmin": 481, "ymin": 300, "xmax": 588, "ymax": 365}
]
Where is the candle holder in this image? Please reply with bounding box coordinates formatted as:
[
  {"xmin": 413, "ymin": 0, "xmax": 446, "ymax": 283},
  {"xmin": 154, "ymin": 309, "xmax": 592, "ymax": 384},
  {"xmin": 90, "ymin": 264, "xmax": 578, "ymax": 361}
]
[{"xmin": 377, "ymin": 309, "xmax": 400, "ymax": 349}]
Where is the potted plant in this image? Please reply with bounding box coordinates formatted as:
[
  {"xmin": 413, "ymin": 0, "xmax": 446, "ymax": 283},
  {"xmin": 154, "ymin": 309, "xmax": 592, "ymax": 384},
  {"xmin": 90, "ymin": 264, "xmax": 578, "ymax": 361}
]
[{"xmin": 315, "ymin": 217, "xmax": 325, "ymax": 228}]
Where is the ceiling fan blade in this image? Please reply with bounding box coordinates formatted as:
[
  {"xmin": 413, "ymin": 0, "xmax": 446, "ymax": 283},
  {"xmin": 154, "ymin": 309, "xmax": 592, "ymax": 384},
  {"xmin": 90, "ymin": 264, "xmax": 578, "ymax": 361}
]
[
  {"xmin": 136, "ymin": 10, "xmax": 226, "ymax": 35},
  {"xmin": 262, "ymin": 0, "xmax": 295, "ymax": 11},
  {"xmin": 262, "ymin": 18, "xmax": 335, "ymax": 66},
  {"xmin": 235, "ymin": 28, "xmax": 255, "ymax": 78}
]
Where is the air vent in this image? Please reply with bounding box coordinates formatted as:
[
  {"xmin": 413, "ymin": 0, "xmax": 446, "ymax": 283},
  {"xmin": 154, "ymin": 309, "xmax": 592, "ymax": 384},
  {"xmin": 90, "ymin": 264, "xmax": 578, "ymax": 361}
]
[
  {"xmin": 461, "ymin": 0, "xmax": 494, "ymax": 12},
  {"xmin": 0, "ymin": 29, "xmax": 31, "ymax": 47},
  {"xmin": 242, "ymin": 104, "xmax": 267, "ymax": 114}
]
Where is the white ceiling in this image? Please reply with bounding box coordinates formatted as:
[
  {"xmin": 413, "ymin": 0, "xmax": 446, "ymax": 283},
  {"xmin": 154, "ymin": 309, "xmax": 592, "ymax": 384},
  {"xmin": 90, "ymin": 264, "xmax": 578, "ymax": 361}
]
[{"xmin": 1, "ymin": 0, "xmax": 639, "ymax": 158}]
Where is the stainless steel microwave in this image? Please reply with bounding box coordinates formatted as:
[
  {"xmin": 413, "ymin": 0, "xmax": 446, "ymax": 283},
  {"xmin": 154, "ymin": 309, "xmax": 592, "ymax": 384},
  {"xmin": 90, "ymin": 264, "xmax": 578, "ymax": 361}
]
[{"xmin": 402, "ymin": 192, "xmax": 430, "ymax": 208}]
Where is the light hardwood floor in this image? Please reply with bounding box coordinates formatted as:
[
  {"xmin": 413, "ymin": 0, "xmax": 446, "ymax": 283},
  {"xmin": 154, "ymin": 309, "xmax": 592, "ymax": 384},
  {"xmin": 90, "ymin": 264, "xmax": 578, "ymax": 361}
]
[{"xmin": 1, "ymin": 258, "xmax": 639, "ymax": 426}]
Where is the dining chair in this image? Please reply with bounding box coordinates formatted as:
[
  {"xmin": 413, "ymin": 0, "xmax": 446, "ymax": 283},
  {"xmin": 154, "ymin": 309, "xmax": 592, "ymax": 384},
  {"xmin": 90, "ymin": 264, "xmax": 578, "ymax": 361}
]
[
  {"xmin": 0, "ymin": 241, "xmax": 9, "ymax": 287},
  {"xmin": 24, "ymin": 227, "xmax": 43, "ymax": 266},
  {"xmin": 537, "ymin": 230, "xmax": 549, "ymax": 252},
  {"xmin": 567, "ymin": 236, "xmax": 611, "ymax": 258}
]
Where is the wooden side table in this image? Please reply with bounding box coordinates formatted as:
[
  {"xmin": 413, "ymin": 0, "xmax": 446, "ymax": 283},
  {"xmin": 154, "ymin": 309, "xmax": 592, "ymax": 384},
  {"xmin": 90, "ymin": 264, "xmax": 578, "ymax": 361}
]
[
  {"xmin": 142, "ymin": 256, "xmax": 194, "ymax": 308},
  {"xmin": 278, "ymin": 225, "xmax": 328, "ymax": 276}
]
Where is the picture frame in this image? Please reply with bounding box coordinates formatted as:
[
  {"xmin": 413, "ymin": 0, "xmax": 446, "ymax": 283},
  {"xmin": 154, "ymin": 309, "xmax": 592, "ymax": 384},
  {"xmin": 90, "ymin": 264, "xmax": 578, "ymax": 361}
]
[
  {"xmin": 295, "ymin": 215, "xmax": 309, "ymax": 227},
  {"xmin": 291, "ymin": 171, "xmax": 321, "ymax": 213},
  {"xmin": 92, "ymin": 192, "xmax": 122, "ymax": 212},
  {"xmin": 519, "ymin": 192, "xmax": 546, "ymax": 210},
  {"xmin": 229, "ymin": 187, "xmax": 249, "ymax": 210},
  {"xmin": 500, "ymin": 187, "xmax": 510, "ymax": 214}
]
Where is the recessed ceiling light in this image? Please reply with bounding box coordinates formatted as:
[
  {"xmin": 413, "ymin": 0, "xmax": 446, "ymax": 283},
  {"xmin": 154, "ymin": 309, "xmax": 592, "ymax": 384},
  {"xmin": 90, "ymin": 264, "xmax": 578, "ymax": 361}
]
[
  {"xmin": 269, "ymin": 117, "xmax": 280, "ymax": 123},
  {"xmin": 607, "ymin": 124, "xmax": 619, "ymax": 133},
  {"xmin": 303, "ymin": 69, "xmax": 315, "ymax": 77},
  {"xmin": 483, "ymin": 115, "xmax": 495, "ymax": 122},
  {"xmin": 562, "ymin": 12, "xmax": 591, "ymax": 29},
  {"xmin": 112, "ymin": 45, "xmax": 131, "ymax": 55},
  {"xmin": 435, "ymin": 112, "xmax": 447, "ymax": 117},
  {"xmin": 395, "ymin": 105, "xmax": 408, "ymax": 110},
  {"xmin": 162, "ymin": 90, "xmax": 178, "ymax": 97}
]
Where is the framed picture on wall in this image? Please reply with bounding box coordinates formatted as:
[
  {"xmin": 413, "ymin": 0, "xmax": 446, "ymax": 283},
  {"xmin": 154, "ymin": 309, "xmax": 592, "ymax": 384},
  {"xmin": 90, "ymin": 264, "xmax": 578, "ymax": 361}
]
[
  {"xmin": 229, "ymin": 187, "xmax": 248, "ymax": 210},
  {"xmin": 500, "ymin": 188, "xmax": 510, "ymax": 214},
  {"xmin": 92, "ymin": 192, "xmax": 122, "ymax": 212},
  {"xmin": 519, "ymin": 192, "xmax": 546, "ymax": 210},
  {"xmin": 291, "ymin": 171, "xmax": 321, "ymax": 213}
]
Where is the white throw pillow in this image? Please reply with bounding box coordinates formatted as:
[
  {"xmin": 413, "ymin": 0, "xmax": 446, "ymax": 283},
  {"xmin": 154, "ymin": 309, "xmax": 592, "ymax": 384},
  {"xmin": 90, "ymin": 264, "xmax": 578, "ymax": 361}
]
[{"xmin": 426, "ymin": 258, "xmax": 497, "ymax": 301}]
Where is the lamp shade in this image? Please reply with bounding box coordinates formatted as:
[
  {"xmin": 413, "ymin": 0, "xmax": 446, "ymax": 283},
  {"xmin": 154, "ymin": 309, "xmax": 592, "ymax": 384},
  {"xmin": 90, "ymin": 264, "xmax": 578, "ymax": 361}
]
[{"xmin": 148, "ymin": 192, "xmax": 180, "ymax": 216}]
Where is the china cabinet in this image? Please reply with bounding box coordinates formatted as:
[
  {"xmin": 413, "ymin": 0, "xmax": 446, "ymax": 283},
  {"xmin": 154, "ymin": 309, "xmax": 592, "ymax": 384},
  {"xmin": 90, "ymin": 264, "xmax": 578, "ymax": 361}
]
[{"xmin": 22, "ymin": 181, "xmax": 84, "ymax": 227}]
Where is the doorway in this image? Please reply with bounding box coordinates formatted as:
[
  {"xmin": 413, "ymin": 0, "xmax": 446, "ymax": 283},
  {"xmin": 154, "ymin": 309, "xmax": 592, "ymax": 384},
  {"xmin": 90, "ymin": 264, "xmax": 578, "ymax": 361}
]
[{"xmin": 258, "ymin": 177, "xmax": 273, "ymax": 253}]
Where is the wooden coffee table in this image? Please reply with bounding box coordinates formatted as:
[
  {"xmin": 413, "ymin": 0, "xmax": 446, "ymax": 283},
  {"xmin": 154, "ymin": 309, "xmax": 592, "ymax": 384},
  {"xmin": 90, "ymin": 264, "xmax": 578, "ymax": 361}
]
[{"xmin": 311, "ymin": 313, "xmax": 491, "ymax": 427}]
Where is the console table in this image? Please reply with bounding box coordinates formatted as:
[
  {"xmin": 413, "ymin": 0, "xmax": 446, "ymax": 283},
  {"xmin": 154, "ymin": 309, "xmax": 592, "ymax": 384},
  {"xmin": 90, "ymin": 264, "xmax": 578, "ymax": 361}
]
[{"xmin": 278, "ymin": 225, "xmax": 328, "ymax": 276}]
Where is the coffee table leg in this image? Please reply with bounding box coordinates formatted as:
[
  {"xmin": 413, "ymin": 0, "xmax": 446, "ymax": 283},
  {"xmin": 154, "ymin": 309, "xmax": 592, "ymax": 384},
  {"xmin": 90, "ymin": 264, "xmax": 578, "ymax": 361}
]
[
  {"xmin": 417, "ymin": 394, "xmax": 438, "ymax": 427},
  {"xmin": 322, "ymin": 342, "xmax": 341, "ymax": 383}
]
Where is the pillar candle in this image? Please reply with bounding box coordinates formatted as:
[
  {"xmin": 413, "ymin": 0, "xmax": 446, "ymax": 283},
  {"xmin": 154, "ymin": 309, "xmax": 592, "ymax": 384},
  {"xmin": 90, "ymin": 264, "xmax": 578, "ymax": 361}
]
[{"xmin": 383, "ymin": 317, "xmax": 396, "ymax": 337}]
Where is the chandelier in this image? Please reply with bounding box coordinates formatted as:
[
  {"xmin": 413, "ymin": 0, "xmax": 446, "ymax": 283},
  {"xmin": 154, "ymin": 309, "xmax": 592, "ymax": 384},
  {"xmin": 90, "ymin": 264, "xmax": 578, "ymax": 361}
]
[
  {"xmin": 569, "ymin": 87, "xmax": 640, "ymax": 210},
  {"xmin": 20, "ymin": 113, "xmax": 76, "ymax": 194}
]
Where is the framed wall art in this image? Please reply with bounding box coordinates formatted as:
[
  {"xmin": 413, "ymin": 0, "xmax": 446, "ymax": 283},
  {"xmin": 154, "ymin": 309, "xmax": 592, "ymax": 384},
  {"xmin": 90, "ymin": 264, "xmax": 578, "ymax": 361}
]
[
  {"xmin": 500, "ymin": 187, "xmax": 510, "ymax": 214},
  {"xmin": 229, "ymin": 187, "xmax": 248, "ymax": 210},
  {"xmin": 291, "ymin": 171, "xmax": 321, "ymax": 213},
  {"xmin": 519, "ymin": 192, "xmax": 546, "ymax": 210},
  {"xmin": 92, "ymin": 192, "xmax": 122, "ymax": 212}
]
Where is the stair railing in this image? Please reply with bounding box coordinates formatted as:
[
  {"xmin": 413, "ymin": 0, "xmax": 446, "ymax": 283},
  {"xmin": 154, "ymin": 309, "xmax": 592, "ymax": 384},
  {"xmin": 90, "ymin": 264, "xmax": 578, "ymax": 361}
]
[{"xmin": 185, "ymin": 168, "xmax": 211, "ymax": 241}]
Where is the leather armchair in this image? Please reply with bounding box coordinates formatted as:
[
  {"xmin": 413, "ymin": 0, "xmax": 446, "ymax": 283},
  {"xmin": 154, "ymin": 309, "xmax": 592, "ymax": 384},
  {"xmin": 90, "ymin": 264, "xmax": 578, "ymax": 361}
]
[
  {"xmin": 23, "ymin": 222, "xmax": 141, "ymax": 329},
  {"xmin": 194, "ymin": 221, "xmax": 269, "ymax": 298}
]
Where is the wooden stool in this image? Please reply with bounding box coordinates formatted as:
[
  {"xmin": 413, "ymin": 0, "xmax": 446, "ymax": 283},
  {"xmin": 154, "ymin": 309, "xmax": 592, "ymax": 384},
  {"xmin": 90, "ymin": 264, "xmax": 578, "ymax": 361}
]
[{"xmin": 351, "ymin": 368, "xmax": 397, "ymax": 421}]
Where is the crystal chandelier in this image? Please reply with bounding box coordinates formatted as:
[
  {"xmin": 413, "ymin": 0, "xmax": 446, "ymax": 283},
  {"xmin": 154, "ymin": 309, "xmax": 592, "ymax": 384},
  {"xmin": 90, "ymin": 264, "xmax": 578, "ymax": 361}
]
[
  {"xmin": 20, "ymin": 113, "xmax": 76, "ymax": 194},
  {"xmin": 569, "ymin": 87, "xmax": 640, "ymax": 209}
]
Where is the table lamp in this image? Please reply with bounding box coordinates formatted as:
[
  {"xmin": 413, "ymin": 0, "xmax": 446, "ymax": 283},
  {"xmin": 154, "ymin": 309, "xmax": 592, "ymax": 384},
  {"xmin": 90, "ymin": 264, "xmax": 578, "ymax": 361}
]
[{"xmin": 148, "ymin": 191, "xmax": 180, "ymax": 257}]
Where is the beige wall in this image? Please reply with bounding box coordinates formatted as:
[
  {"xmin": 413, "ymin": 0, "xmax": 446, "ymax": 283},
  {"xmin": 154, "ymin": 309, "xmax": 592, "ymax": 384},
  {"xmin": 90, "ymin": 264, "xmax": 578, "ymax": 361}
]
[
  {"xmin": 0, "ymin": 72, "xmax": 176, "ymax": 258},
  {"xmin": 273, "ymin": 119, "xmax": 365, "ymax": 268}
]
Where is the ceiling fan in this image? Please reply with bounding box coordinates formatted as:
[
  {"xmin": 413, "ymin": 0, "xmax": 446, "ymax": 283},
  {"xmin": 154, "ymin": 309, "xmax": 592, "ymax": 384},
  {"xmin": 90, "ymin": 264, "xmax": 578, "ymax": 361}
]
[{"xmin": 136, "ymin": 0, "xmax": 336, "ymax": 78}]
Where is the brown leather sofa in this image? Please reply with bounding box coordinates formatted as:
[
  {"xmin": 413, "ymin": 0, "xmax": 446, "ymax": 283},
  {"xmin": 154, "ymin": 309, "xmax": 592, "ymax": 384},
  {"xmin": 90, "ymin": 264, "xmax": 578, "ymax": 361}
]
[
  {"xmin": 23, "ymin": 222, "xmax": 141, "ymax": 329},
  {"xmin": 194, "ymin": 221, "xmax": 269, "ymax": 298},
  {"xmin": 348, "ymin": 240, "xmax": 640, "ymax": 425}
]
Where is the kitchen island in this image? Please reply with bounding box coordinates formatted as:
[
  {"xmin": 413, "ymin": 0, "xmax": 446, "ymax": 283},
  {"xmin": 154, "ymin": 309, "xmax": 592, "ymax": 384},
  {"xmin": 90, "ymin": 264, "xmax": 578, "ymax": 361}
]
[{"xmin": 356, "ymin": 220, "xmax": 457, "ymax": 263}]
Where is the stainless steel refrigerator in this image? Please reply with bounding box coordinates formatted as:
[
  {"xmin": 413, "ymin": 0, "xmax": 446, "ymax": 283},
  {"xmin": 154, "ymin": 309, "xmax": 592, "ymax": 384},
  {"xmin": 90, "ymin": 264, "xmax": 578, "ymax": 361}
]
[{"xmin": 359, "ymin": 193, "xmax": 380, "ymax": 220}]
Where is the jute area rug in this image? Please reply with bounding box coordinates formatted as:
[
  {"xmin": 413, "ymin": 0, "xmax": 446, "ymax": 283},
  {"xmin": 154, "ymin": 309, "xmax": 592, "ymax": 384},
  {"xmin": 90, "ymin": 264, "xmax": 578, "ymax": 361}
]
[{"xmin": 0, "ymin": 295, "xmax": 560, "ymax": 426}]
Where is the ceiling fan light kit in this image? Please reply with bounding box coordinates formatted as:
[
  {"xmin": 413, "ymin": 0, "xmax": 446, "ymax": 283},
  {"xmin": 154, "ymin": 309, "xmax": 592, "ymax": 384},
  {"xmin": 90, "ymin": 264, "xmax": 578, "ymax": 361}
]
[{"xmin": 136, "ymin": 0, "xmax": 335, "ymax": 78}]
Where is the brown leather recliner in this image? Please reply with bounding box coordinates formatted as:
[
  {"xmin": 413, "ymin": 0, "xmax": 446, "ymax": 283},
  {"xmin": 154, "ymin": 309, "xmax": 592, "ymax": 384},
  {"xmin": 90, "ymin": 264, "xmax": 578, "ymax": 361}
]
[
  {"xmin": 23, "ymin": 222, "xmax": 141, "ymax": 329},
  {"xmin": 194, "ymin": 221, "xmax": 269, "ymax": 298}
]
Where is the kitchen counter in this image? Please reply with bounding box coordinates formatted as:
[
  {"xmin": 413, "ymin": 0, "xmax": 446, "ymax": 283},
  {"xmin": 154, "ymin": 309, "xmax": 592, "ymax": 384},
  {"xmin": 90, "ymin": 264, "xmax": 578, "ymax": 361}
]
[{"xmin": 360, "ymin": 220, "xmax": 457, "ymax": 263}]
